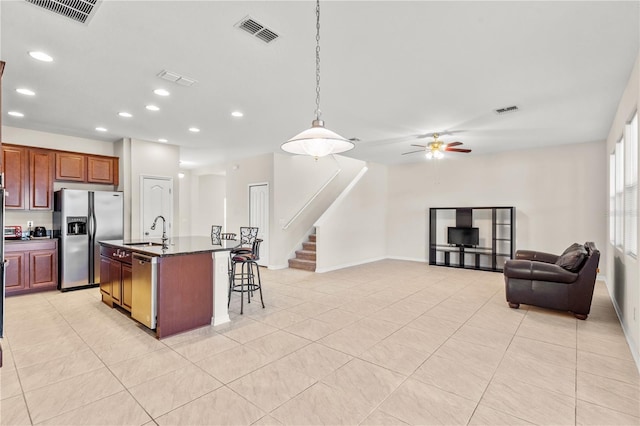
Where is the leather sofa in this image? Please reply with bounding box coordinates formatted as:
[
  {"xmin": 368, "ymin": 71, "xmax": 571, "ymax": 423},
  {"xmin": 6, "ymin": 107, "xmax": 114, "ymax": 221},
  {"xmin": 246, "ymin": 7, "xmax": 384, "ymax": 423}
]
[{"xmin": 504, "ymin": 242, "xmax": 600, "ymax": 319}]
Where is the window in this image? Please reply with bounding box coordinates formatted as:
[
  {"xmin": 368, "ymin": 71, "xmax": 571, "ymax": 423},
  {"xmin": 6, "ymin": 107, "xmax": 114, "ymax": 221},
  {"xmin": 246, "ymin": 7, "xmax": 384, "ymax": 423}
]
[
  {"xmin": 615, "ymin": 138, "xmax": 624, "ymax": 248},
  {"xmin": 625, "ymin": 112, "xmax": 638, "ymax": 256},
  {"xmin": 610, "ymin": 153, "xmax": 616, "ymax": 244}
]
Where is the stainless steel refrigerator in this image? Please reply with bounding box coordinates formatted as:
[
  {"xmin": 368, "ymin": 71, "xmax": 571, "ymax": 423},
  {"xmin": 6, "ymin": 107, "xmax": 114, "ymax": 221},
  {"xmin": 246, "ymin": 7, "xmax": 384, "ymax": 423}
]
[{"xmin": 54, "ymin": 189, "xmax": 124, "ymax": 291}]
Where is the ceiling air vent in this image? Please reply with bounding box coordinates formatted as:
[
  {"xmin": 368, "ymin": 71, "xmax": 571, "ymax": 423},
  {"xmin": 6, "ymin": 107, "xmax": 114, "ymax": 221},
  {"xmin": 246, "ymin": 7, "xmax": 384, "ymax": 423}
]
[
  {"xmin": 235, "ymin": 16, "xmax": 280, "ymax": 44},
  {"xmin": 24, "ymin": 0, "xmax": 101, "ymax": 25},
  {"xmin": 495, "ymin": 105, "xmax": 519, "ymax": 115},
  {"xmin": 157, "ymin": 70, "xmax": 198, "ymax": 87}
]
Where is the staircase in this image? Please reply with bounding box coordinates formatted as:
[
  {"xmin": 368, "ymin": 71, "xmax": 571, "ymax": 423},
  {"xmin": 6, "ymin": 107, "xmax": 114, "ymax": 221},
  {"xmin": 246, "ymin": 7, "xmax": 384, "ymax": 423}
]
[{"xmin": 288, "ymin": 233, "xmax": 316, "ymax": 271}]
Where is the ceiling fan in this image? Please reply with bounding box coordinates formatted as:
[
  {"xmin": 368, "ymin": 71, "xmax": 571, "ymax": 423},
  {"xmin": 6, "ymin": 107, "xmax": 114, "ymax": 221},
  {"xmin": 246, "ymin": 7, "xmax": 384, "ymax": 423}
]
[{"xmin": 402, "ymin": 133, "xmax": 471, "ymax": 159}]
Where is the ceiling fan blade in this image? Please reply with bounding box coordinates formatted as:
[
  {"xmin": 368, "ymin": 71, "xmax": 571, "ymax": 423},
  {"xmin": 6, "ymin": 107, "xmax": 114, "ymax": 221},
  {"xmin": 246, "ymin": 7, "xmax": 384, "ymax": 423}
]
[
  {"xmin": 401, "ymin": 150, "xmax": 426, "ymax": 155},
  {"xmin": 446, "ymin": 141, "xmax": 463, "ymax": 147},
  {"xmin": 446, "ymin": 148, "xmax": 472, "ymax": 153},
  {"xmin": 410, "ymin": 144, "xmax": 427, "ymax": 148}
]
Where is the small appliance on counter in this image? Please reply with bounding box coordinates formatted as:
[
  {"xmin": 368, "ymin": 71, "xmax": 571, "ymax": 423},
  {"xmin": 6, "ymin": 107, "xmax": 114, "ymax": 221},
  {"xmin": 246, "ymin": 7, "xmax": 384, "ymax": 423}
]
[
  {"xmin": 4, "ymin": 226, "xmax": 22, "ymax": 240},
  {"xmin": 31, "ymin": 226, "xmax": 49, "ymax": 239}
]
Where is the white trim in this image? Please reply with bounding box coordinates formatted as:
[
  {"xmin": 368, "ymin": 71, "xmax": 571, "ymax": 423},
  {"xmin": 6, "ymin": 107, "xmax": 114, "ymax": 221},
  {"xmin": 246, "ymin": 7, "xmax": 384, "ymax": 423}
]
[
  {"xmin": 268, "ymin": 263, "xmax": 289, "ymax": 270},
  {"xmin": 386, "ymin": 255, "xmax": 428, "ymax": 263},
  {"xmin": 248, "ymin": 182, "xmax": 270, "ymax": 266},
  {"xmin": 314, "ymin": 166, "xmax": 368, "ymax": 227}
]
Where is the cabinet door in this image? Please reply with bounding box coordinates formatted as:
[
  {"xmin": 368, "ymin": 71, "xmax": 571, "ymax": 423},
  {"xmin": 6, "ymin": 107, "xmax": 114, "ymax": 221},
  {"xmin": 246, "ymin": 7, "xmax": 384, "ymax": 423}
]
[
  {"xmin": 99, "ymin": 256, "xmax": 112, "ymax": 302},
  {"xmin": 2, "ymin": 146, "xmax": 27, "ymax": 209},
  {"xmin": 29, "ymin": 249, "xmax": 57, "ymax": 290},
  {"xmin": 29, "ymin": 149, "xmax": 54, "ymax": 210},
  {"xmin": 55, "ymin": 152, "xmax": 86, "ymax": 182},
  {"xmin": 121, "ymin": 263, "xmax": 133, "ymax": 312},
  {"xmin": 4, "ymin": 252, "xmax": 28, "ymax": 294},
  {"xmin": 109, "ymin": 258, "xmax": 122, "ymax": 304},
  {"xmin": 87, "ymin": 156, "xmax": 117, "ymax": 185}
]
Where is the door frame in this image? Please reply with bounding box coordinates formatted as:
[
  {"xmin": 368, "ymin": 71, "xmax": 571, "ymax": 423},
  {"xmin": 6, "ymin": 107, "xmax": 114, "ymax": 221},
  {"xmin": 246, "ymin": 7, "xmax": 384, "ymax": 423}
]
[
  {"xmin": 140, "ymin": 175, "xmax": 174, "ymax": 240},
  {"xmin": 248, "ymin": 182, "xmax": 269, "ymax": 267}
]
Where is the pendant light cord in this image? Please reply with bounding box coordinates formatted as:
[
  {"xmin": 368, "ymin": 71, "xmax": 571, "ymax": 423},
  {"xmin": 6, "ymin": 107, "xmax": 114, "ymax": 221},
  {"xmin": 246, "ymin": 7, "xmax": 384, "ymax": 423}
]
[{"xmin": 315, "ymin": 0, "xmax": 321, "ymax": 121}]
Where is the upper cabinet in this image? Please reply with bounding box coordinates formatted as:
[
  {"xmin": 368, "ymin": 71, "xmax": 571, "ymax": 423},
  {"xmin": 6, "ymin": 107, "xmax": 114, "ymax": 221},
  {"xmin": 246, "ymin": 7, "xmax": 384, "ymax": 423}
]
[
  {"xmin": 2, "ymin": 144, "xmax": 119, "ymax": 210},
  {"xmin": 55, "ymin": 152, "xmax": 86, "ymax": 182},
  {"xmin": 29, "ymin": 148, "xmax": 54, "ymax": 210},
  {"xmin": 56, "ymin": 151, "xmax": 118, "ymax": 185},
  {"xmin": 2, "ymin": 145, "xmax": 27, "ymax": 209},
  {"xmin": 87, "ymin": 155, "xmax": 118, "ymax": 185}
]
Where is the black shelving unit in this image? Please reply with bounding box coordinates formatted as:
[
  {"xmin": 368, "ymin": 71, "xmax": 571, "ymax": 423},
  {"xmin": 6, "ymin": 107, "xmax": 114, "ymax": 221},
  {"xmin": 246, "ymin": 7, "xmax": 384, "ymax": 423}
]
[{"xmin": 429, "ymin": 207, "xmax": 515, "ymax": 272}]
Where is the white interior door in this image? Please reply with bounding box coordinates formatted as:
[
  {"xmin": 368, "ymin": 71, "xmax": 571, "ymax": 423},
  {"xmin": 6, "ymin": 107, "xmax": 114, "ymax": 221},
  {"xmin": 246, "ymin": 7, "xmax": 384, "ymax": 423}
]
[
  {"xmin": 249, "ymin": 183, "xmax": 269, "ymax": 266},
  {"xmin": 141, "ymin": 176, "xmax": 173, "ymax": 240}
]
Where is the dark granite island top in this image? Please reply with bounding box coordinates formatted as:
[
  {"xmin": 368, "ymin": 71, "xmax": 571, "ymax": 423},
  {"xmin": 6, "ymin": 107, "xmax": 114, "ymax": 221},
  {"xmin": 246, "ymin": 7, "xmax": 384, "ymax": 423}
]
[{"xmin": 98, "ymin": 237, "xmax": 238, "ymax": 338}]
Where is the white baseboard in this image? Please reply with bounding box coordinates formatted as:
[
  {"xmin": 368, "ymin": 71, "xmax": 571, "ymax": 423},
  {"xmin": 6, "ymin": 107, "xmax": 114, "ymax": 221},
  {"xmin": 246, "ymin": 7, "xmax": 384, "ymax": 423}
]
[
  {"xmin": 267, "ymin": 264, "xmax": 289, "ymax": 270},
  {"xmin": 386, "ymin": 255, "xmax": 427, "ymax": 263}
]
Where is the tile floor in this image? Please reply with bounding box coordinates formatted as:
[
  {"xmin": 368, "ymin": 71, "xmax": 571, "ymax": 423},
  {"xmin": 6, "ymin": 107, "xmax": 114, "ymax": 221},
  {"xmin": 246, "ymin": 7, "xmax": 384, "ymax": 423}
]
[{"xmin": 1, "ymin": 260, "xmax": 639, "ymax": 425}]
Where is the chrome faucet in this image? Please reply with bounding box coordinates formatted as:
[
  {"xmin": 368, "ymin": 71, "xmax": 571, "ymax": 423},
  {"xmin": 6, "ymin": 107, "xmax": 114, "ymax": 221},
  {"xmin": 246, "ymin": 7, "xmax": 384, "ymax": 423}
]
[{"xmin": 150, "ymin": 215, "xmax": 168, "ymax": 246}]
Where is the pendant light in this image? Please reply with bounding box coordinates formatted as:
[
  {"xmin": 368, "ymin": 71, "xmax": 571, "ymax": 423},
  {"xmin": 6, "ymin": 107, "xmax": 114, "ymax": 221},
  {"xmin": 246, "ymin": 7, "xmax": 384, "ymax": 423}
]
[{"xmin": 281, "ymin": 0, "xmax": 354, "ymax": 158}]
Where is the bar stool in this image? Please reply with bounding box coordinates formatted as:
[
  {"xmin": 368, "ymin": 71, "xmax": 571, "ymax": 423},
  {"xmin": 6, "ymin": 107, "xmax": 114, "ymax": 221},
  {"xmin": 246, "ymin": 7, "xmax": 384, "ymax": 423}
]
[
  {"xmin": 211, "ymin": 225, "xmax": 222, "ymax": 244},
  {"xmin": 228, "ymin": 238, "xmax": 264, "ymax": 315}
]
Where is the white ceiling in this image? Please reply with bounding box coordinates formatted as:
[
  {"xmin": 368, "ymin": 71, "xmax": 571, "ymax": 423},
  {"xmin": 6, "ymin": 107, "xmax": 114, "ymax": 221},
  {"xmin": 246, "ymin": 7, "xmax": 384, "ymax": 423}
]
[{"xmin": 1, "ymin": 1, "xmax": 638, "ymax": 170}]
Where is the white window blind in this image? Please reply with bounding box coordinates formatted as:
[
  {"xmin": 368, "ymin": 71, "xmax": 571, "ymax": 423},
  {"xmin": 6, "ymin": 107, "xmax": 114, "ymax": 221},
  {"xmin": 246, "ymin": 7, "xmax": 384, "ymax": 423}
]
[
  {"xmin": 625, "ymin": 113, "xmax": 638, "ymax": 256},
  {"xmin": 616, "ymin": 138, "xmax": 624, "ymax": 248}
]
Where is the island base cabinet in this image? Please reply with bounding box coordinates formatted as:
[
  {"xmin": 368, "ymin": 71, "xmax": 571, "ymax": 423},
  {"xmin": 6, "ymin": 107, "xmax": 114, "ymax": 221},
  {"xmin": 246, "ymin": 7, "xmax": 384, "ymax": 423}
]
[
  {"xmin": 156, "ymin": 253, "xmax": 213, "ymax": 339},
  {"xmin": 99, "ymin": 246, "xmax": 132, "ymax": 312}
]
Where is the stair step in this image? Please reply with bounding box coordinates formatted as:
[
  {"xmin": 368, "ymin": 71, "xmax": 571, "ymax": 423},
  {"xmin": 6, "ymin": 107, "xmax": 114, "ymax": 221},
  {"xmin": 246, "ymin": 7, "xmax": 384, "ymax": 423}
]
[
  {"xmin": 308, "ymin": 234, "xmax": 316, "ymax": 242},
  {"xmin": 296, "ymin": 250, "xmax": 316, "ymax": 261},
  {"xmin": 288, "ymin": 258, "xmax": 316, "ymax": 272},
  {"xmin": 302, "ymin": 241, "xmax": 316, "ymax": 251}
]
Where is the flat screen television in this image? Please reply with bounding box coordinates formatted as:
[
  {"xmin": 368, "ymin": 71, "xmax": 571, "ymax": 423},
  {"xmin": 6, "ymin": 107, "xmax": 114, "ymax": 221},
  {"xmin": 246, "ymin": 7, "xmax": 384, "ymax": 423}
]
[{"xmin": 448, "ymin": 227, "xmax": 479, "ymax": 247}]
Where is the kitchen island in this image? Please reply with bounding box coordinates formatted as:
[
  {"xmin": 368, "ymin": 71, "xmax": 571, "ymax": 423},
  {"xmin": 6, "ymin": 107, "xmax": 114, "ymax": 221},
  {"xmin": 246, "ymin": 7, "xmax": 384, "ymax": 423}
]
[{"xmin": 99, "ymin": 237, "xmax": 237, "ymax": 338}]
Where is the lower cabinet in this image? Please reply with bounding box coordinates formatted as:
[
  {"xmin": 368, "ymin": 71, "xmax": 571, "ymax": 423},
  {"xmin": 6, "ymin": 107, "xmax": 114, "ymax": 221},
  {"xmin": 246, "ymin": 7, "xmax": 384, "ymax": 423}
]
[
  {"xmin": 5, "ymin": 239, "xmax": 58, "ymax": 296},
  {"xmin": 100, "ymin": 246, "xmax": 132, "ymax": 311}
]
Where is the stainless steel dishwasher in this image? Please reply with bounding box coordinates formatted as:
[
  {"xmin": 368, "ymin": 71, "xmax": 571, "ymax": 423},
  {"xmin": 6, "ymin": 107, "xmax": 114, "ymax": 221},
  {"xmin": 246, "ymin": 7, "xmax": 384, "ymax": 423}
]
[{"xmin": 131, "ymin": 253, "xmax": 158, "ymax": 329}]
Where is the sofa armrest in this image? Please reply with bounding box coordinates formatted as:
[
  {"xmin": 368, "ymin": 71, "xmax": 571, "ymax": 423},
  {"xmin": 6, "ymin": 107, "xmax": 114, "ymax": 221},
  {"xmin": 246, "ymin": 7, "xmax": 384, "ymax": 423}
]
[
  {"xmin": 504, "ymin": 260, "xmax": 578, "ymax": 284},
  {"xmin": 515, "ymin": 250, "xmax": 559, "ymax": 264}
]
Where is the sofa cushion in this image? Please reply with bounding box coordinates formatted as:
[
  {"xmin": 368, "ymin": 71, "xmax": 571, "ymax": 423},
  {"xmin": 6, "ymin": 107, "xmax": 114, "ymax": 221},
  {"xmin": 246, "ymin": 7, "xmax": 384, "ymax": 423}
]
[
  {"xmin": 562, "ymin": 243, "xmax": 583, "ymax": 255},
  {"xmin": 556, "ymin": 246, "xmax": 588, "ymax": 272}
]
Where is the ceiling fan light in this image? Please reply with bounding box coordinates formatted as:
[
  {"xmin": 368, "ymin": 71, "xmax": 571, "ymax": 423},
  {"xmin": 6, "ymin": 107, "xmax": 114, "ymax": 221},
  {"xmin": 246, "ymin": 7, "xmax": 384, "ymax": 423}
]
[
  {"xmin": 282, "ymin": 119, "xmax": 354, "ymax": 158},
  {"xmin": 425, "ymin": 151, "xmax": 433, "ymax": 159},
  {"xmin": 434, "ymin": 150, "xmax": 444, "ymax": 159}
]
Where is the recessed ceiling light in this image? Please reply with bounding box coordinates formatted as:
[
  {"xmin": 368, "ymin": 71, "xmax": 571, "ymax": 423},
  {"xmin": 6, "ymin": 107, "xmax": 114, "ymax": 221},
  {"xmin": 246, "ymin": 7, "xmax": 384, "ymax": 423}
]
[
  {"xmin": 146, "ymin": 105, "xmax": 160, "ymax": 111},
  {"xmin": 118, "ymin": 112, "xmax": 132, "ymax": 118},
  {"xmin": 16, "ymin": 88, "xmax": 35, "ymax": 96},
  {"xmin": 95, "ymin": 127, "xmax": 107, "ymax": 132},
  {"xmin": 178, "ymin": 172, "xmax": 185, "ymax": 179},
  {"xmin": 28, "ymin": 51, "xmax": 53, "ymax": 62},
  {"xmin": 8, "ymin": 111, "xmax": 24, "ymax": 117},
  {"xmin": 154, "ymin": 89, "xmax": 170, "ymax": 96},
  {"xmin": 188, "ymin": 127, "xmax": 200, "ymax": 133},
  {"xmin": 158, "ymin": 138, "xmax": 168, "ymax": 143},
  {"xmin": 231, "ymin": 111, "xmax": 244, "ymax": 118}
]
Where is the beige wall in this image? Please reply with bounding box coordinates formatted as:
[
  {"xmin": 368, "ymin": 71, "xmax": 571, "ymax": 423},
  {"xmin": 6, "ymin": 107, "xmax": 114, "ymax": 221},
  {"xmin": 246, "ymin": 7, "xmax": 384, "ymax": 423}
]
[
  {"xmin": 123, "ymin": 138, "xmax": 180, "ymax": 240},
  {"xmin": 2, "ymin": 126, "xmax": 115, "ymax": 156},
  {"xmin": 387, "ymin": 141, "xmax": 606, "ymax": 265},
  {"xmin": 315, "ymin": 162, "xmax": 388, "ymax": 272},
  {"xmin": 605, "ymin": 52, "xmax": 639, "ymax": 366}
]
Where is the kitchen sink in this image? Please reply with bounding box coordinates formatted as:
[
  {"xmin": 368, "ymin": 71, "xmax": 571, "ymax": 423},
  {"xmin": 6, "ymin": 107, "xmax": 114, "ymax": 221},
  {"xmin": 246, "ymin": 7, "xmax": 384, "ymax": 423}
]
[{"xmin": 124, "ymin": 242, "xmax": 164, "ymax": 247}]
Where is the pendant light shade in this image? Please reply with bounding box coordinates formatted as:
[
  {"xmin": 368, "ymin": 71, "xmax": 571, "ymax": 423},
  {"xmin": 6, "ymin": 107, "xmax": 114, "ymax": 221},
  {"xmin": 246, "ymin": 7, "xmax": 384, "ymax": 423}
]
[
  {"xmin": 282, "ymin": 119, "xmax": 354, "ymax": 158},
  {"xmin": 281, "ymin": 0, "xmax": 354, "ymax": 159}
]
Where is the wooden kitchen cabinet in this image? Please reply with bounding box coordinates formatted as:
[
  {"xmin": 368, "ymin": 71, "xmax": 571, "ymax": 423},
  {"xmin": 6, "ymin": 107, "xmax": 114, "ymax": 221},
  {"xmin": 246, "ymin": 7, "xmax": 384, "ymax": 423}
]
[
  {"xmin": 56, "ymin": 152, "xmax": 118, "ymax": 185},
  {"xmin": 29, "ymin": 148, "xmax": 54, "ymax": 210},
  {"xmin": 2, "ymin": 145, "xmax": 27, "ymax": 209},
  {"xmin": 55, "ymin": 152, "xmax": 86, "ymax": 181},
  {"xmin": 2, "ymin": 144, "xmax": 119, "ymax": 210},
  {"xmin": 87, "ymin": 155, "xmax": 118, "ymax": 185},
  {"xmin": 5, "ymin": 239, "xmax": 58, "ymax": 296},
  {"xmin": 99, "ymin": 246, "xmax": 132, "ymax": 312}
]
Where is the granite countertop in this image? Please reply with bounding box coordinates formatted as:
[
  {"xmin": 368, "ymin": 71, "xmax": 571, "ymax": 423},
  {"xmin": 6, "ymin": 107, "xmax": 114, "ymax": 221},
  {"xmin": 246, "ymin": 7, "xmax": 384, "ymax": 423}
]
[{"xmin": 99, "ymin": 236, "xmax": 239, "ymax": 257}]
